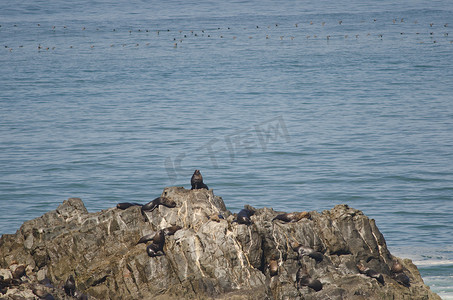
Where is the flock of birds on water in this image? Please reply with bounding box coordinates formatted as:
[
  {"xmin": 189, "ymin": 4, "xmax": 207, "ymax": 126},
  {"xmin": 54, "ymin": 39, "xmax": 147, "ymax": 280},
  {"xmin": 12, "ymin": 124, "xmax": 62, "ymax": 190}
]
[{"xmin": 1, "ymin": 18, "xmax": 451, "ymax": 52}]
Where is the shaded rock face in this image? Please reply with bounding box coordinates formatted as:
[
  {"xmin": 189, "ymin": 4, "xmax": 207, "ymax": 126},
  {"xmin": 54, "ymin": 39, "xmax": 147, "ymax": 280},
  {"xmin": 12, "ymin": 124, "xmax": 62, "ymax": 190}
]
[{"xmin": 0, "ymin": 187, "xmax": 440, "ymax": 300}]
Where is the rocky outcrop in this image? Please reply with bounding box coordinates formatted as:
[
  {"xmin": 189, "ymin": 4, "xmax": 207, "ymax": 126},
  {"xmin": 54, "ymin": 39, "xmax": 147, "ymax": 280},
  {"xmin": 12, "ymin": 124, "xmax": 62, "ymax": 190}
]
[{"xmin": 0, "ymin": 187, "xmax": 440, "ymax": 299}]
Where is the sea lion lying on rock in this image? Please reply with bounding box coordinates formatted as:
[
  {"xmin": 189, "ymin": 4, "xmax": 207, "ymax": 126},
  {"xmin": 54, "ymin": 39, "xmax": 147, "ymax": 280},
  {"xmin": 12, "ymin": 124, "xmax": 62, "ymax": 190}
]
[
  {"xmin": 273, "ymin": 211, "xmax": 311, "ymax": 223},
  {"xmin": 394, "ymin": 273, "xmax": 410, "ymax": 287},
  {"xmin": 146, "ymin": 230, "xmax": 165, "ymax": 257},
  {"xmin": 357, "ymin": 263, "xmax": 385, "ymax": 285},
  {"xmin": 391, "ymin": 260, "xmax": 410, "ymax": 287},
  {"xmin": 137, "ymin": 226, "xmax": 182, "ymax": 244},
  {"xmin": 208, "ymin": 214, "xmax": 225, "ymax": 222},
  {"xmin": 141, "ymin": 197, "xmax": 176, "ymax": 212},
  {"xmin": 163, "ymin": 225, "xmax": 182, "ymax": 236},
  {"xmin": 235, "ymin": 208, "xmax": 255, "ymax": 225},
  {"xmin": 292, "ymin": 242, "xmax": 323, "ymax": 262},
  {"xmin": 10, "ymin": 264, "xmax": 26, "ymax": 280},
  {"xmin": 116, "ymin": 202, "xmax": 142, "ymax": 210},
  {"xmin": 32, "ymin": 284, "xmax": 55, "ymax": 300},
  {"xmin": 296, "ymin": 267, "xmax": 323, "ymax": 292}
]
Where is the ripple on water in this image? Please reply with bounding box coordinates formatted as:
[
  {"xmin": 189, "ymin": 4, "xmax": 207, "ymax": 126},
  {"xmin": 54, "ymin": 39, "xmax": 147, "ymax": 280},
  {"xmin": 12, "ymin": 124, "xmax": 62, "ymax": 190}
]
[{"xmin": 1, "ymin": 1, "xmax": 453, "ymax": 296}]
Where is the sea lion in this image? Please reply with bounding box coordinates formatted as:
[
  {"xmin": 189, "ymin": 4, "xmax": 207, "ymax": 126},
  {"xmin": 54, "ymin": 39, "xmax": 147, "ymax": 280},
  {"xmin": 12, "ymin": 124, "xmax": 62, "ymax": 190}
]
[
  {"xmin": 208, "ymin": 214, "xmax": 225, "ymax": 222},
  {"xmin": 391, "ymin": 260, "xmax": 404, "ymax": 273},
  {"xmin": 146, "ymin": 230, "xmax": 165, "ymax": 257},
  {"xmin": 0, "ymin": 278, "xmax": 8, "ymax": 294},
  {"xmin": 141, "ymin": 197, "xmax": 176, "ymax": 212},
  {"xmin": 296, "ymin": 268, "xmax": 322, "ymax": 291},
  {"xmin": 269, "ymin": 259, "xmax": 278, "ymax": 276},
  {"xmin": 138, "ymin": 226, "xmax": 182, "ymax": 244},
  {"xmin": 32, "ymin": 285, "xmax": 53, "ymax": 299},
  {"xmin": 391, "ymin": 260, "xmax": 410, "ymax": 286},
  {"xmin": 292, "ymin": 243, "xmax": 323, "ymax": 262},
  {"xmin": 163, "ymin": 225, "xmax": 182, "ymax": 236},
  {"xmin": 394, "ymin": 272, "xmax": 410, "ymax": 287},
  {"xmin": 74, "ymin": 290, "xmax": 88, "ymax": 300},
  {"xmin": 236, "ymin": 208, "xmax": 254, "ymax": 225},
  {"xmin": 209, "ymin": 214, "xmax": 221, "ymax": 222},
  {"xmin": 146, "ymin": 241, "xmax": 163, "ymax": 255},
  {"xmin": 273, "ymin": 211, "xmax": 311, "ymax": 223},
  {"xmin": 64, "ymin": 275, "xmax": 76, "ymax": 297},
  {"xmin": 357, "ymin": 263, "xmax": 385, "ymax": 285},
  {"xmin": 11, "ymin": 264, "xmax": 26, "ymax": 280},
  {"xmin": 117, "ymin": 202, "xmax": 142, "ymax": 210},
  {"xmin": 191, "ymin": 169, "xmax": 209, "ymax": 190},
  {"xmin": 137, "ymin": 232, "xmax": 157, "ymax": 244},
  {"xmin": 39, "ymin": 277, "xmax": 53, "ymax": 288},
  {"xmin": 146, "ymin": 243, "xmax": 164, "ymax": 257}
]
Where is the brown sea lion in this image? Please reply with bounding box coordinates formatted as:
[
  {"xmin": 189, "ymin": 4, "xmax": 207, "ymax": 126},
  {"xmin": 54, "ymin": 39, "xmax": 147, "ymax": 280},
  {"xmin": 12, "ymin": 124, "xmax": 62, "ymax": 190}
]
[
  {"xmin": 163, "ymin": 225, "xmax": 182, "ymax": 236},
  {"xmin": 38, "ymin": 277, "xmax": 53, "ymax": 288},
  {"xmin": 357, "ymin": 263, "xmax": 385, "ymax": 285},
  {"xmin": 146, "ymin": 230, "xmax": 165, "ymax": 257},
  {"xmin": 273, "ymin": 211, "xmax": 311, "ymax": 223},
  {"xmin": 235, "ymin": 208, "xmax": 254, "ymax": 225},
  {"xmin": 141, "ymin": 197, "xmax": 176, "ymax": 212},
  {"xmin": 394, "ymin": 272, "xmax": 410, "ymax": 287},
  {"xmin": 191, "ymin": 169, "xmax": 209, "ymax": 190},
  {"xmin": 74, "ymin": 290, "xmax": 88, "ymax": 300},
  {"xmin": 32, "ymin": 285, "xmax": 52, "ymax": 299},
  {"xmin": 391, "ymin": 260, "xmax": 410, "ymax": 287},
  {"xmin": 292, "ymin": 242, "xmax": 323, "ymax": 262},
  {"xmin": 208, "ymin": 214, "xmax": 225, "ymax": 222},
  {"xmin": 116, "ymin": 202, "xmax": 142, "ymax": 210},
  {"xmin": 138, "ymin": 226, "xmax": 182, "ymax": 244},
  {"xmin": 296, "ymin": 268, "xmax": 322, "ymax": 291},
  {"xmin": 391, "ymin": 260, "xmax": 404, "ymax": 273},
  {"xmin": 146, "ymin": 243, "xmax": 164, "ymax": 257},
  {"xmin": 269, "ymin": 259, "xmax": 278, "ymax": 277},
  {"xmin": 11, "ymin": 265, "xmax": 26, "ymax": 280},
  {"xmin": 137, "ymin": 232, "xmax": 157, "ymax": 244},
  {"xmin": 64, "ymin": 275, "xmax": 76, "ymax": 297},
  {"xmin": 209, "ymin": 214, "xmax": 221, "ymax": 222}
]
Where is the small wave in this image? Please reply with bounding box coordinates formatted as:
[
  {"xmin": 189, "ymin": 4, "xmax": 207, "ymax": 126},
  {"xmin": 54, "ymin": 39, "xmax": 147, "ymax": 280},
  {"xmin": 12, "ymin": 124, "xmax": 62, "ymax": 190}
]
[
  {"xmin": 423, "ymin": 275, "xmax": 453, "ymax": 299},
  {"xmin": 437, "ymin": 294, "xmax": 453, "ymax": 300},
  {"xmin": 414, "ymin": 259, "xmax": 453, "ymax": 267}
]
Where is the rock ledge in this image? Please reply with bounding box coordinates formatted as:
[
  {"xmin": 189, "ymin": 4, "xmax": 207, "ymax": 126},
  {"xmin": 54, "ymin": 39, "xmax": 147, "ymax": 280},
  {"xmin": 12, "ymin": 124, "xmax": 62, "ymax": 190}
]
[{"xmin": 0, "ymin": 187, "xmax": 440, "ymax": 300}]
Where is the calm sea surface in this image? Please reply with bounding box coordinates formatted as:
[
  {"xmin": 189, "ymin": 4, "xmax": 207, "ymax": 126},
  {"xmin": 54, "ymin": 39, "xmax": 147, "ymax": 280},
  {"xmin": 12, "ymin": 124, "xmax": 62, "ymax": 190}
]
[{"xmin": 1, "ymin": 0, "xmax": 452, "ymax": 297}]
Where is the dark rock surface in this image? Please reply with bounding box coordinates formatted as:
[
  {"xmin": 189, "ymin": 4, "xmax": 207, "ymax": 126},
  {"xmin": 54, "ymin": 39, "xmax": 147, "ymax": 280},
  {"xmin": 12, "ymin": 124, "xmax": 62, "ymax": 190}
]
[{"xmin": 0, "ymin": 187, "xmax": 441, "ymax": 299}]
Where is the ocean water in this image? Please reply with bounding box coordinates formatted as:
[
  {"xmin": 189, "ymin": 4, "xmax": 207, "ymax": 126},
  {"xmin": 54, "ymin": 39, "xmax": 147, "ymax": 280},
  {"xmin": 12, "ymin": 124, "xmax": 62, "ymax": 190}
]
[{"xmin": 1, "ymin": 0, "xmax": 452, "ymax": 297}]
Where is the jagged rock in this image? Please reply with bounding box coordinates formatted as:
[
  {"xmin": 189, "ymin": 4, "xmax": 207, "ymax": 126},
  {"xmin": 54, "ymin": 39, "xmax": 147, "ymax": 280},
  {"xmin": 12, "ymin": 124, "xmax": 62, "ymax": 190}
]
[{"xmin": 0, "ymin": 187, "xmax": 441, "ymax": 300}]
